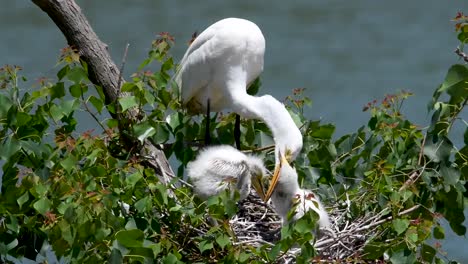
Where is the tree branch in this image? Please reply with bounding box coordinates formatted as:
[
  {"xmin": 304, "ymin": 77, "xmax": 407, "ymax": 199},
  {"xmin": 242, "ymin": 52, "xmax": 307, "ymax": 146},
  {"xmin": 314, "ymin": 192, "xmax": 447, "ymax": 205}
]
[
  {"xmin": 32, "ymin": 0, "xmax": 176, "ymax": 187},
  {"xmin": 32, "ymin": 0, "xmax": 121, "ymax": 107}
]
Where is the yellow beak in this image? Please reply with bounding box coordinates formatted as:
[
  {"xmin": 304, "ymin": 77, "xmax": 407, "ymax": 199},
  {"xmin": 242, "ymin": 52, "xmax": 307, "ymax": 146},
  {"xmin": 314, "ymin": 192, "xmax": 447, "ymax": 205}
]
[
  {"xmin": 263, "ymin": 152, "xmax": 289, "ymax": 202},
  {"xmin": 251, "ymin": 173, "xmax": 266, "ymax": 201}
]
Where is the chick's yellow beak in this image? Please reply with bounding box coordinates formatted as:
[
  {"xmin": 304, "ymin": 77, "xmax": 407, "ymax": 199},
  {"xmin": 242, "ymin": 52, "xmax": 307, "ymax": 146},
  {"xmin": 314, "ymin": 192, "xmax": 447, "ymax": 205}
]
[
  {"xmin": 251, "ymin": 173, "xmax": 266, "ymax": 201},
  {"xmin": 263, "ymin": 153, "xmax": 290, "ymax": 202}
]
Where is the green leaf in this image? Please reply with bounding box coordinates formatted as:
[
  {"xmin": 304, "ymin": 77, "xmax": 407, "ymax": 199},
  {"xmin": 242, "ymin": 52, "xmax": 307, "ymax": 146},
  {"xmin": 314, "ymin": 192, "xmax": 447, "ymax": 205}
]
[
  {"xmin": 115, "ymin": 229, "xmax": 144, "ymax": 248},
  {"xmin": 294, "ymin": 216, "xmax": 315, "ymax": 234},
  {"xmin": 33, "ymin": 197, "xmax": 52, "ymax": 215},
  {"xmin": 49, "ymin": 104, "xmax": 63, "ymax": 121},
  {"xmin": 441, "ymin": 165, "xmax": 460, "ymax": 186},
  {"xmin": 166, "ymin": 112, "xmax": 182, "ymax": 132},
  {"xmin": 155, "ymin": 184, "xmax": 168, "ymax": 205},
  {"xmin": 49, "ymin": 99, "xmax": 79, "ymax": 121},
  {"xmin": 198, "ymin": 240, "xmax": 213, "ymax": 253},
  {"xmin": 121, "ymin": 82, "xmax": 137, "ymax": 92},
  {"xmin": 280, "ymin": 225, "xmax": 292, "ymax": 239},
  {"xmin": 0, "ymin": 137, "xmax": 21, "ymax": 160},
  {"xmin": 17, "ymin": 192, "xmax": 29, "ymax": 209},
  {"xmin": 49, "ymin": 82, "xmax": 65, "ymax": 100},
  {"xmin": 421, "ymin": 243, "xmax": 436, "ymax": 263},
  {"xmin": 390, "ymin": 249, "xmax": 416, "ymax": 264},
  {"xmin": 60, "ymin": 155, "xmax": 77, "ymax": 174},
  {"xmin": 119, "ymin": 96, "xmax": 138, "ymax": 112},
  {"xmin": 161, "ymin": 253, "xmax": 182, "ymax": 264},
  {"xmin": 33, "ymin": 183, "xmax": 48, "ymax": 197},
  {"xmin": 61, "ymin": 99, "xmax": 79, "ymax": 116},
  {"xmin": 69, "ymin": 83, "xmax": 87, "ymax": 98},
  {"xmin": 393, "ymin": 219, "xmax": 410, "ymax": 235},
  {"xmin": 125, "ymin": 218, "xmax": 138, "ymax": 230},
  {"xmin": 107, "ymin": 118, "xmax": 119, "ymax": 128},
  {"xmin": 0, "ymin": 238, "xmax": 18, "ymax": 254},
  {"xmin": 57, "ymin": 65, "xmax": 70, "ymax": 80},
  {"xmin": 0, "ymin": 93, "xmax": 12, "ymax": 118},
  {"xmin": 161, "ymin": 57, "xmax": 174, "ymax": 72},
  {"xmin": 86, "ymin": 149, "xmax": 103, "ymax": 165},
  {"xmin": 238, "ymin": 252, "xmax": 251, "ymax": 262},
  {"xmin": 6, "ymin": 239, "xmax": 18, "ymax": 252},
  {"xmin": 134, "ymin": 196, "xmax": 150, "ymax": 213},
  {"xmin": 59, "ymin": 219, "xmax": 74, "ymax": 246},
  {"xmin": 311, "ymin": 124, "xmax": 335, "ymax": 139},
  {"xmin": 89, "ymin": 95, "xmax": 104, "ymax": 113},
  {"xmin": 127, "ymin": 247, "xmax": 154, "ymax": 259},
  {"xmin": 95, "ymin": 227, "xmax": 111, "ymax": 241},
  {"xmin": 158, "ymin": 89, "xmax": 172, "ymax": 107},
  {"xmin": 268, "ymin": 243, "xmax": 282, "ymax": 260},
  {"xmin": 216, "ymin": 234, "xmax": 230, "ymax": 249},
  {"xmin": 406, "ymin": 229, "xmax": 418, "ymax": 243},
  {"xmin": 362, "ymin": 242, "xmax": 387, "ymax": 260},
  {"xmin": 66, "ymin": 66, "xmax": 88, "ymax": 84},
  {"xmin": 288, "ymin": 110, "xmax": 304, "ymax": 129},
  {"xmin": 109, "ymin": 248, "xmax": 123, "ymax": 264},
  {"xmin": 126, "ymin": 172, "xmax": 143, "ymax": 189},
  {"xmin": 138, "ymin": 58, "xmax": 152, "ymax": 71},
  {"xmin": 438, "ymin": 64, "xmax": 468, "ymax": 104},
  {"xmin": 6, "ymin": 216, "xmax": 19, "ymax": 234},
  {"xmin": 133, "ymin": 122, "xmax": 156, "ymax": 143},
  {"xmin": 15, "ymin": 112, "xmax": 31, "ymax": 127},
  {"xmin": 151, "ymin": 123, "xmax": 170, "ymax": 144},
  {"xmin": 433, "ymin": 225, "xmax": 445, "ymax": 239}
]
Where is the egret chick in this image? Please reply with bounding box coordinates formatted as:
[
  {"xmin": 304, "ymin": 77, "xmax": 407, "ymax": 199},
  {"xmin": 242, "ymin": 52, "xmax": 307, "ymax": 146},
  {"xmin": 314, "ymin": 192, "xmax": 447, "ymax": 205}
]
[
  {"xmin": 187, "ymin": 145, "xmax": 267, "ymax": 201},
  {"xmin": 270, "ymin": 154, "xmax": 331, "ymax": 228}
]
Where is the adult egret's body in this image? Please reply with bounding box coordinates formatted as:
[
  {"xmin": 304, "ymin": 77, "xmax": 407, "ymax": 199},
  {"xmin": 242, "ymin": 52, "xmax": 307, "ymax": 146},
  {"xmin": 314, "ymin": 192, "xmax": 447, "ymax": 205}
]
[
  {"xmin": 187, "ymin": 145, "xmax": 267, "ymax": 200},
  {"xmin": 175, "ymin": 18, "xmax": 303, "ymax": 193},
  {"xmin": 271, "ymin": 154, "xmax": 331, "ymax": 228}
]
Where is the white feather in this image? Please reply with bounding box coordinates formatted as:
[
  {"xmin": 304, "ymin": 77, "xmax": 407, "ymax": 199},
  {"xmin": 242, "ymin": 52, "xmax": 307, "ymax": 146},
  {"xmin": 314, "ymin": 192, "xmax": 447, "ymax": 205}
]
[{"xmin": 187, "ymin": 145, "xmax": 266, "ymax": 200}]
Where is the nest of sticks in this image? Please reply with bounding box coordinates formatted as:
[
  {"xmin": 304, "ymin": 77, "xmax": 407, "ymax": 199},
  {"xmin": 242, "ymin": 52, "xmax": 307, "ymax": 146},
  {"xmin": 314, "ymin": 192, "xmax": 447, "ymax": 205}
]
[{"xmin": 224, "ymin": 191, "xmax": 420, "ymax": 263}]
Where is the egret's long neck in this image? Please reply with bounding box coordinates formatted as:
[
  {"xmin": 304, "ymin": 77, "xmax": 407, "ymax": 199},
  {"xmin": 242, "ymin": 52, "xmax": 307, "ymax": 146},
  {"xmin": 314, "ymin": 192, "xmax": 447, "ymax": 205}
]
[{"xmin": 229, "ymin": 89, "xmax": 303, "ymax": 163}]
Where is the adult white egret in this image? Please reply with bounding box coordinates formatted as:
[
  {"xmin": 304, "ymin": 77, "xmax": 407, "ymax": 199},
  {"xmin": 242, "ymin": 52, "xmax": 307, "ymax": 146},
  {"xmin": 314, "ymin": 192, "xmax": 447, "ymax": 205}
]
[
  {"xmin": 187, "ymin": 145, "xmax": 267, "ymax": 200},
  {"xmin": 270, "ymin": 153, "xmax": 331, "ymax": 228},
  {"xmin": 175, "ymin": 17, "xmax": 303, "ymax": 198}
]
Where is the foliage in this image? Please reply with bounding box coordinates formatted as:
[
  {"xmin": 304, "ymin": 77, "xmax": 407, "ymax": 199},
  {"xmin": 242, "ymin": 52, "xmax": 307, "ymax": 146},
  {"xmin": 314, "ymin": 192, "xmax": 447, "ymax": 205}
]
[{"xmin": 0, "ymin": 16, "xmax": 467, "ymax": 264}]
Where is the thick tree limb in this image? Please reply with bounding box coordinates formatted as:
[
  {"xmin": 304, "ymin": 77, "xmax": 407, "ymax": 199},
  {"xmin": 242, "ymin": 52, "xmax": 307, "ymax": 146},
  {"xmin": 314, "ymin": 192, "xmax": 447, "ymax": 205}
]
[{"xmin": 32, "ymin": 0, "xmax": 176, "ymax": 186}]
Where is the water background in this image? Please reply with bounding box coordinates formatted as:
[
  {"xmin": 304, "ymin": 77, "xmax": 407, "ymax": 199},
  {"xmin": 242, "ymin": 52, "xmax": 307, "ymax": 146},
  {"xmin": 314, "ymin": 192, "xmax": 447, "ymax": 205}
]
[{"xmin": 1, "ymin": 0, "xmax": 467, "ymax": 260}]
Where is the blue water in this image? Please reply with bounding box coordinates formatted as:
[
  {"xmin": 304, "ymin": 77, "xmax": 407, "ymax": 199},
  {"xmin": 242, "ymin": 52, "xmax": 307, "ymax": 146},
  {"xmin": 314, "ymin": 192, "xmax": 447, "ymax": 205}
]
[{"xmin": 1, "ymin": 0, "xmax": 467, "ymax": 261}]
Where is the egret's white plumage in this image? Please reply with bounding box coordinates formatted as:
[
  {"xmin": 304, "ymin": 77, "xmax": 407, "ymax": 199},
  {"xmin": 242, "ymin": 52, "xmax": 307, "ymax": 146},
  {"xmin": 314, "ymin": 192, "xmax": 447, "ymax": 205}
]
[
  {"xmin": 270, "ymin": 155, "xmax": 331, "ymax": 228},
  {"xmin": 175, "ymin": 18, "xmax": 303, "ymax": 196},
  {"xmin": 187, "ymin": 145, "xmax": 266, "ymax": 200}
]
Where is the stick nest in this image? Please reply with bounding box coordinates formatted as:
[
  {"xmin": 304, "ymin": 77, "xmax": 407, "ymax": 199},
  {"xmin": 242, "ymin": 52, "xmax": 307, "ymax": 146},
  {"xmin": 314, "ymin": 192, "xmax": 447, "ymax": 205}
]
[{"xmin": 225, "ymin": 192, "xmax": 393, "ymax": 263}]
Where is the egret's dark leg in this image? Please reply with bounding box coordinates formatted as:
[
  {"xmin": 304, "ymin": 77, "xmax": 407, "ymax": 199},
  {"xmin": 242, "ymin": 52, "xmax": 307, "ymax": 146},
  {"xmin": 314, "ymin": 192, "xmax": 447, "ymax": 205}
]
[
  {"xmin": 205, "ymin": 98, "xmax": 211, "ymax": 146},
  {"xmin": 234, "ymin": 114, "xmax": 241, "ymax": 150}
]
